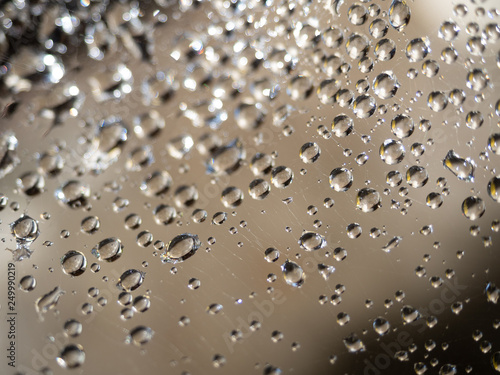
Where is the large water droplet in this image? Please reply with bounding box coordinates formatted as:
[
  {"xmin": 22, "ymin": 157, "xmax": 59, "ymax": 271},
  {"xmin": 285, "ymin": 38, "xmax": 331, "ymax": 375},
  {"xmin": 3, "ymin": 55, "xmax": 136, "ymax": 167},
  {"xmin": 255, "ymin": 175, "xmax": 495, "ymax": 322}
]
[
  {"xmin": 162, "ymin": 233, "xmax": 201, "ymax": 263},
  {"xmin": 389, "ymin": 0, "xmax": 411, "ymax": 31},
  {"xmin": 443, "ymin": 150, "xmax": 475, "ymax": 181},
  {"xmin": 281, "ymin": 260, "xmax": 305, "ymax": 287}
]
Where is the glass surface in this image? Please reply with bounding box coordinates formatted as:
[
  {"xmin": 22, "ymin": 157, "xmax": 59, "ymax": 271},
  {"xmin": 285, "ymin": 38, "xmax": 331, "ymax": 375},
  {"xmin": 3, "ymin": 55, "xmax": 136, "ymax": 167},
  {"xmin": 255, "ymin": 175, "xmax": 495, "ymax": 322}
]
[{"xmin": 0, "ymin": 0, "xmax": 499, "ymax": 374}]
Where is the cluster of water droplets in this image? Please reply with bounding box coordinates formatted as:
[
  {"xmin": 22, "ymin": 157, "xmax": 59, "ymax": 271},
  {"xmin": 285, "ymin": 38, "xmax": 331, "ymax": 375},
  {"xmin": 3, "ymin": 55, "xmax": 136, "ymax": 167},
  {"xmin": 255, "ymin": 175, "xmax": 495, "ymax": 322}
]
[{"xmin": 0, "ymin": 0, "xmax": 499, "ymax": 373}]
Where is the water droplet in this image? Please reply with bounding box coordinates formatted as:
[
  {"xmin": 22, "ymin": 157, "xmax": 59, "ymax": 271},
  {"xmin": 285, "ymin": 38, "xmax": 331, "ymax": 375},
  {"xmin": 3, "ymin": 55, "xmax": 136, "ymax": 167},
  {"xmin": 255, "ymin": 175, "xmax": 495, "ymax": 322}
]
[
  {"xmin": 55, "ymin": 180, "xmax": 90, "ymax": 208},
  {"xmin": 19, "ymin": 275, "xmax": 36, "ymax": 292},
  {"xmin": 56, "ymin": 344, "xmax": 85, "ymax": 369},
  {"xmin": 329, "ymin": 168, "xmax": 353, "ymax": 191},
  {"xmin": 140, "ymin": 171, "xmax": 173, "ymax": 197},
  {"xmin": 332, "ymin": 114, "xmax": 354, "ymax": 137},
  {"xmin": 117, "ymin": 269, "xmax": 144, "ymax": 291},
  {"xmin": 487, "ymin": 177, "xmax": 500, "ymax": 203},
  {"xmin": 64, "ymin": 319, "xmax": 82, "ymax": 337},
  {"xmin": 281, "ymin": 260, "xmax": 305, "ymax": 287},
  {"xmin": 427, "ymin": 91, "xmax": 448, "ymax": 112},
  {"xmin": 406, "ymin": 166, "xmax": 428, "ymax": 188},
  {"xmin": 373, "ymin": 71, "xmax": 399, "ymax": 99},
  {"xmin": 0, "ymin": 132, "xmax": 20, "ymax": 179},
  {"xmin": 380, "ymin": 139, "xmax": 405, "ymax": 165},
  {"xmin": 389, "ymin": 0, "xmax": 411, "ymax": 31},
  {"xmin": 356, "ymin": 188, "xmax": 381, "ymax": 212},
  {"xmin": 36, "ymin": 286, "xmax": 65, "ymax": 319},
  {"xmin": 488, "ymin": 134, "xmax": 500, "ymax": 155},
  {"xmin": 81, "ymin": 216, "xmax": 100, "ymax": 234},
  {"xmin": 207, "ymin": 139, "xmax": 245, "ymax": 175},
  {"xmin": 127, "ymin": 326, "xmax": 154, "ymax": 346},
  {"xmin": 391, "ymin": 114, "xmax": 414, "ymax": 138},
  {"xmin": 406, "ymin": 38, "xmax": 430, "ymax": 62},
  {"xmin": 443, "ymin": 150, "xmax": 475, "ymax": 181},
  {"xmin": 11, "ymin": 216, "xmax": 39, "ymax": 243},
  {"xmin": 299, "ymin": 231, "xmax": 326, "ymax": 251},
  {"xmin": 462, "ymin": 196, "xmax": 485, "ymax": 220},
  {"xmin": 221, "ymin": 186, "xmax": 244, "ymax": 208},
  {"xmin": 162, "ymin": 233, "xmax": 201, "ymax": 263},
  {"xmin": 249, "ymin": 178, "xmax": 271, "ymax": 199},
  {"xmin": 300, "ymin": 142, "xmax": 321, "ymax": 163},
  {"xmin": 373, "ymin": 317, "xmax": 390, "ymax": 335},
  {"xmin": 343, "ymin": 332, "xmax": 365, "ymax": 352},
  {"xmin": 271, "ymin": 166, "xmax": 293, "ymax": 188},
  {"xmin": 61, "ymin": 251, "xmax": 87, "ymax": 276}
]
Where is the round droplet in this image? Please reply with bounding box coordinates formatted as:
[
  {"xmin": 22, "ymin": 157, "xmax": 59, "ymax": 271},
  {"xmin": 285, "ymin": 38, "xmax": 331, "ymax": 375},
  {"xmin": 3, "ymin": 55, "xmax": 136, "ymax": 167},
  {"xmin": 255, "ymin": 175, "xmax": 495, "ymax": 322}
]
[
  {"xmin": 356, "ymin": 188, "xmax": 381, "ymax": 212},
  {"xmin": 64, "ymin": 319, "xmax": 82, "ymax": 337},
  {"xmin": 380, "ymin": 139, "xmax": 405, "ymax": 165},
  {"xmin": 127, "ymin": 326, "xmax": 154, "ymax": 346},
  {"xmin": 81, "ymin": 216, "xmax": 100, "ymax": 234},
  {"xmin": 133, "ymin": 111, "xmax": 165, "ymax": 138},
  {"xmin": 117, "ymin": 269, "xmax": 144, "ymax": 291},
  {"xmin": 174, "ymin": 185, "xmax": 198, "ymax": 207},
  {"xmin": 346, "ymin": 33, "xmax": 369, "ymax": 59},
  {"xmin": 389, "ymin": 0, "xmax": 411, "ymax": 31},
  {"xmin": 92, "ymin": 238, "xmax": 123, "ymax": 262},
  {"xmin": 250, "ymin": 153, "xmax": 274, "ymax": 175},
  {"xmin": 487, "ymin": 177, "xmax": 500, "ymax": 203},
  {"xmin": 55, "ymin": 180, "xmax": 90, "ymax": 208},
  {"xmin": 221, "ymin": 187, "xmax": 244, "ymax": 208},
  {"xmin": 373, "ymin": 317, "xmax": 390, "ymax": 335},
  {"xmin": 212, "ymin": 211, "xmax": 228, "ymax": 225},
  {"xmin": 391, "ymin": 114, "xmax": 414, "ymax": 138},
  {"xmin": 465, "ymin": 111, "xmax": 484, "ymax": 130},
  {"xmin": 136, "ymin": 231, "xmax": 153, "ymax": 247},
  {"xmin": 281, "ymin": 260, "xmax": 305, "ymax": 287},
  {"xmin": 439, "ymin": 21, "xmax": 460, "ymax": 41},
  {"xmin": 406, "ymin": 166, "xmax": 428, "ymax": 188},
  {"xmin": 300, "ymin": 142, "xmax": 321, "ymax": 163},
  {"xmin": 249, "ymin": 178, "xmax": 271, "ymax": 199},
  {"xmin": 166, "ymin": 134, "xmax": 194, "ymax": 159},
  {"xmin": 353, "ymin": 94, "xmax": 376, "ymax": 118},
  {"xmin": 16, "ymin": 172, "xmax": 45, "ymax": 196},
  {"xmin": 265, "ymin": 248, "xmax": 280, "ymax": 262},
  {"xmin": 153, "ymin": 204, "xmax": 176, "ymax": 225},
  {"xmin": 348, "ymin": 3, "xmax": 367, "ymax": 25},
  {"xmin": 287, "ymin": 75, "xmax": 313, "ymax": 100},
  {"xmin": 488, "ymin": 134, "xmax": 500, "ymax": 155},
  {"xmin": 207, "ymin": 139, "xmax": 245, "ymax": 175},
  {"xmin": 373, "ymin": 71, "xmax": 399, "ymax": 99},
  {"xmin": 235, "ymin": 102, "xmax": 266, "ymax": 130},
  {"xmin": 427, "ymin": 91, "xmax": 448, "ymax": 112},
  {"xmin": 124, "ymin": 214, "xmax": 142, "ymax": 230},
  {"xmin": 126, "ymin": 146, "xmax": 154, "ymax": 171},
  {"xmin": 11, "ymin": 216, "xmax": 39, "ymax": 243},
  {"xmin": 191, "ymin": 209, "xmax": 207, "ymax": 223},
  {"xmin": 374, "ymin": 38, "xmax": 396, "ymax": 61},
  {"xmin": 163, "ymin": 233, "xmax": 201, "ymax": 263},
  {"xmin": 188, "ymin": 278, "xmax": 201, "ymax": 290},
  {"xmin": 56, "ymin": 344, "xmax": 85, "ymax": 369},
  {"xmin": 19, "ymin": 275, "xmax": 36, "ymax": 292},
  {"xmin": 299, "ymin": 232, "xmax": 326, "ymax": 251},
  {"xmin": 61, "ymin": 251, "xmax": 87, "ymax": 276},
  {"xmin": 466, "ymin": 68, "xmax": 489, "ymax": 91},
  {"xmin": 369, "ymin": 19, "xmax": 389, "ymax": 38},
  {"xmin": 329, "ymin": 168, "xmax": 353, "ymax": 192},
  {"xmin": 140, "ymin": 171, "xmax": 172, "ymax": 197},
  {"xmin": 426, "ymin": 192, "xmax": 443, "ymax": 209},
  {"xmin": 462, "ymin": 196, "xmax": 485, "ymax": 220},
  {"xmin": 332, "ymin": 114, "xmax": 353, "ymax": 137},
  {"xmin": 271, "ymin": 166, "xmax": 293, "ymax": 188},
  {"xmin": 406, "ymin": 38, "xmax": 430, "ymax": 62},
  {"xmin": 347, "ymin": 223, "xmax": 362, "ymax": 239}
]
